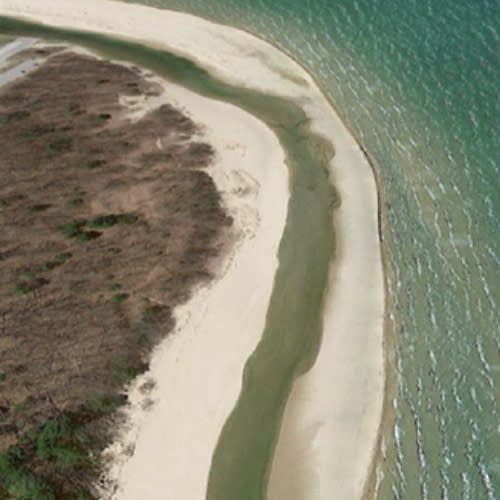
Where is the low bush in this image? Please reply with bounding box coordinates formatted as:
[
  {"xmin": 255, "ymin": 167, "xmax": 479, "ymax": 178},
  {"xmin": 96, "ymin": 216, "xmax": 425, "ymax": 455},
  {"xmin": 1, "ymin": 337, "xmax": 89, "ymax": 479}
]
[
  {"xmin": 57, "ymin": 220, "xmax": 85, "ymax": 238},
  {"xmin": 14, "ymin": 283, "xmax": 32, "ymax": 295},
  {"xmin": 110, "ymin": 293, "xmax": 129, "ymax": 304},
  {"xmin": 86, "ymin": 213, "xmax": 137, "ymax": 229}
]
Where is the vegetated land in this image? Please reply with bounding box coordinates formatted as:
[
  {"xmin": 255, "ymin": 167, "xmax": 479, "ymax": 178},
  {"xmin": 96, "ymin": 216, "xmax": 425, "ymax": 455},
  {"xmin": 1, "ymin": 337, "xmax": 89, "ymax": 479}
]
[{"xmin": 0, "ymin": 47, "xmax": 231, "ymax": 499}]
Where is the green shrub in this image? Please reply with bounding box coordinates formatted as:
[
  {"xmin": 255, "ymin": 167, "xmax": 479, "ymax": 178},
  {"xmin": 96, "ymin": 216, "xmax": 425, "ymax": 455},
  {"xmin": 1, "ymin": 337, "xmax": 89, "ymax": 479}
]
[
  {"xmin": 55, "ymin": 252, "xmax": 72, "ymax": 264},
  {"xmin": 80, "ymin": 159, "xmax": 106, "ymax": 170},
  {"xmin": 67, "ymin": 196, "xmax": 84, "ymax": 207},
  {"xmin": 30, "ymin": 203, "xmax": 52, "ymax": 213},
  {"xmin": 76, "ymin": 230, "xmax": 101, "ymax": 242},
  {"xmin": 86, "ymin": 215, "xmax": 119, "ymax": 229},
  {"xmin": 20, "ymin": 270, "xmax": 35, "ymax": 280},
  {"xmin": 0, "ymin": 447, "xmax": 55, "ymax": 500},
  {"xmin": 38, "ymin": 254, "xmax": 71, "ymax": 272},
  {"xmin": 37, "ymin": 262, "xmax": 55, "ymax": 272},
  {"xmin": 57, "ymin": 220, "xmax": 84, "ymax": 238},
  {"xmin": 86, "ymin": 213, "xmax": 138, "ymax": 229},
  {"xmin": 110, "ymin": 293, "xmax": 129, "ymax": 304},
  {"xmin": 14, "ymin": 283, "xmax": 32, "ymax": 295},
  {"xmin": 86, "ymin": 394, "xmax": 126, "ymax": 415},
  {"xmin": 0, "ymin": 110, "xmax": 29, "ymax": 124},
  {"xmin": 47, "ymin": 137, "xmax": 72, "ymax": 153},
  {"xmin": 89, "ymin": 113, "xmax": 112, "ymax": 125},
  {"xmin": 57, "ymin": 220, "xmax": 102, "ymax": 242},
  {"xmin": 143, "ymin": 305, "xmax": 163, "ymax": 322},
  {"xmin": 112, "ymin": 354, "xmax": 147, "ymax": 384},
  {"xmin": 67, "ymin": 103, "xmax": 82, "ymax": 116},
  {"xmin": 4, "ymin": 472, "xmax": 55, "ymax": 500},
  {"xmin": 36, "ymin": 416, "xmax": 80, "ymax": 462}
]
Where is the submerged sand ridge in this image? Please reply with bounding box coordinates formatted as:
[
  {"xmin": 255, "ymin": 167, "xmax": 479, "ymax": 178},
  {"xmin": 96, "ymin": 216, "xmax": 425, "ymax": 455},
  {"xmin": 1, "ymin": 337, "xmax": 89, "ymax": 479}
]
[{"xmin": 0, "ymin": 1, "xmax": 386, "ymax": 500}]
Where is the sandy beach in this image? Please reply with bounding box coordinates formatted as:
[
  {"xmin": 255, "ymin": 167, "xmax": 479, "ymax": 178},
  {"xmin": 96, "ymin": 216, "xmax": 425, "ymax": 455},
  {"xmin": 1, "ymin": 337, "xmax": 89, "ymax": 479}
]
[
  {"xmin": 105, "ymin": 73, "xmax": 290, "ymax": 499},
  {"xmin": 0, "ymin": 1, "xmax": 386, "ymax": 499}
]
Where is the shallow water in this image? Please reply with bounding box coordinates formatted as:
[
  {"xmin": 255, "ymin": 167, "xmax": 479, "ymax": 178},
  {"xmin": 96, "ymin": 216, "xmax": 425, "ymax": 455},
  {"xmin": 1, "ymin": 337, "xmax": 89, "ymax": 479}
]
[{"xmin": 125, "ymin": 0, "xmax": 500, "ymax": 498}]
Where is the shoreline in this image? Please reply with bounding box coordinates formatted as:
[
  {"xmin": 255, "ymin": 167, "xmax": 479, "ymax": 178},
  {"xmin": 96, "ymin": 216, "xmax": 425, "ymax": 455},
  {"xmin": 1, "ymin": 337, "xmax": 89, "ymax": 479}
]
[
  {"xmin": 104, "ymin": 67, "xmax": 290, "ymax": 500},
  {"xmin": 0, "ymin": 2, "xmax": 387, "ymax": 499},
  {"xmin": 358, "ymin": 142, "xmax": 398, "ymax": 500}
]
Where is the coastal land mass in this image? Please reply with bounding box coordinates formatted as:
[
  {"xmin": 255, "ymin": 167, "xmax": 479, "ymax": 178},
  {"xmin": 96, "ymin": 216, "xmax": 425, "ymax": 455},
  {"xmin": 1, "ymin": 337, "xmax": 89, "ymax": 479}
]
[
  {"xmin": 0, "ymin": 1, "xmax": 386, "ymax": 500},
  {"xmin": 0, "ymin": 42, "xmax": 235, "ymax": 498}
]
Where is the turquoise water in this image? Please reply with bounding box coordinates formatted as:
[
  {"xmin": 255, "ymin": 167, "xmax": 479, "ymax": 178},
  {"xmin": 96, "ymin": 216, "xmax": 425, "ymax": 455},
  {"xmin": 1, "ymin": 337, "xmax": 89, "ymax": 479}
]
[
  {"xmin": 125, "ymin": 1, "xmax": 499, "ymax": 498},
  {"xmin": 124, "ymin": 1, "xmax": 500, "ymax": 498}
]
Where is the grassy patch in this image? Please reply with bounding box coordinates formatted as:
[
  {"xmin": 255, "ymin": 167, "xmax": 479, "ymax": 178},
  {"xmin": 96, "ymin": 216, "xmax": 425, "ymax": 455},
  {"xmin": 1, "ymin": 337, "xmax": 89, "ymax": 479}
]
[
  {"xmin": 0, "ymin": 110, "xmax": 30, "ymax": 124},
  {"xmin": 38, "ymin": 262, "xmax": 55, "ymax": 272},
  {"xmin": 34, "ymin": 415, "xmax": 87, "ymax": 464},
  {"xmin": 86, "ymin": 213, "xmax": 138, "ymax": 229},
  {"xmin": 80, "ymin": 159, "xmax": 106, "ymax": 170},
  {"xmin": 37, "ymin": 252, "xmax": 72, "ymax": 272},
  {"xmin": 67, "ymin": 102, "xmax": 81, "ymax": 116},
  {"xmin": 67, "ymin": 197, "xmax": 84, "ymax": 207},
  {"xmin": 0, "ymin": 403, "xmax": 123, "ymax": 499},
  {"xmin": 55, "ymin": 252, "xmax": 72, "ymax": 264},
  {"xmin": 112, "ymin": 353, "xmax": 147, "ymax": 384},
  {"xmin": 86, "ymin": 394, "xmax": 126, "ymax": 415},
  {"xmin": 22, "ymin": 125, "xmax": 55, "ymax": 139},
  {"xmin": 88, "ymin": 112, "xmax": 112, "ymax": 125},
  {"xmin": 57, "ymin": 220, "xmax": 102, "ymax": 242},
  {"xmin": 19, "ymin": 269, "xmax": 35, "ymax": 280},
  {"xmin": 75, "ymin": 230, "xmax": 102, "ymax": 243},
  {"xmin": 142, "ymin": 305, "xmax": 164, "ymax": 322},
  {"xmin": 57, "ymin": 220, "xmax": 85, "ymax": 238},
  {"xmin": 67, "ymin": 188, "xmax": 85, "ymax": 207},
  {"xmin": 0, "ymin": 451, "xmax": 56, "ymax": 500},
  {"xmin": 28, "ymin": 203, "xmax": 52, "ymax": 213},
  {"xmin": 46, "ymin": 136, "xmax": 72, "ymax": 153},
  {"xmin": 110, "ymin": 293, "xmax": 128, "ymax": 304},
  {"xmin": 14, "ymin": 283, "xmax": 32, "ymax": 295}
]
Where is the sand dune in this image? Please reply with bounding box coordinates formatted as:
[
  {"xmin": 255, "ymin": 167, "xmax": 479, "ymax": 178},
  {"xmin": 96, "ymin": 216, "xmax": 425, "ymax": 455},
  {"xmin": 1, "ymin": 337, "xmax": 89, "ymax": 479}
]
[{"xmin": 0, "ymin": 1, "xmax": 386, "ymax": 499}]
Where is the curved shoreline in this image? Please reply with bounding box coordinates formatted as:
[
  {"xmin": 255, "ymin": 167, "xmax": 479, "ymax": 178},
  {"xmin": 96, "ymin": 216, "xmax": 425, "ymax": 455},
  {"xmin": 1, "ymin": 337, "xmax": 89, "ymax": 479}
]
[
  {"xmin": 0, "ymin": 2, "xmax": 387, "ymax": 499},
  {"xmin": 128, "ymin": 9, "xmax": 395, "ymax": 497}
]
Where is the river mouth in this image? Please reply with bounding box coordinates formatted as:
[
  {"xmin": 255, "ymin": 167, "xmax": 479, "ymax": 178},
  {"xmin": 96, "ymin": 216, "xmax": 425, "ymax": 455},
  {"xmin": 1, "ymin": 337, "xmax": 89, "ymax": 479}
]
[{"xmin": 1, "ymin": 15, "xmax": 337, "ymax": 500}]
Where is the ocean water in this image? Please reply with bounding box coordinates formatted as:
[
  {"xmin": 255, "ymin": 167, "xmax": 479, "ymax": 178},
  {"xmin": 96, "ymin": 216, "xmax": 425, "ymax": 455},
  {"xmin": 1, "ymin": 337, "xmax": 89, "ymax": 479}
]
[{"xmin": 123, "ymin": 0, "xmax": 500, "ymax": 498}]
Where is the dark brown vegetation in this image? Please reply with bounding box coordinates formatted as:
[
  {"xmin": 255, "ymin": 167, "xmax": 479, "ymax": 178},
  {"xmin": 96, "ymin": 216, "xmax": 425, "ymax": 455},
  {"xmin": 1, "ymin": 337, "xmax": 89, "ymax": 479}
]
[{"xmin": 0, "ymin": 47, "xmax": 231, "ymax": 498}]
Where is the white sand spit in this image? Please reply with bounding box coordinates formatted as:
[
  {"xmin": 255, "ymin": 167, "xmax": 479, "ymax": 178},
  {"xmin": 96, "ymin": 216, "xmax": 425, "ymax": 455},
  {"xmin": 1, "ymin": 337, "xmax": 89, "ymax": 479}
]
[{"xmin": 0, "ymin": 1, "xmax": 386, "ymax": 499}]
